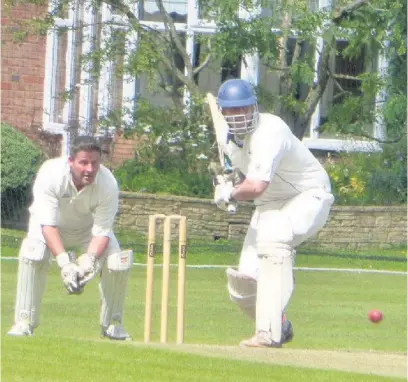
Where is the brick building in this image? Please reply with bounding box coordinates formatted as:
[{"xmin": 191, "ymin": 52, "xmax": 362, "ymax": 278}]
[{"xmin": 1, "ymin": 4, "xmax": 61, "ymax": 156}]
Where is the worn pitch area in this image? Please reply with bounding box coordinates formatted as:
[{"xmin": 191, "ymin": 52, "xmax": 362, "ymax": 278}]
[{"xmin": 125, "ymin": 342, "xmax": 407, "ymax": 379}]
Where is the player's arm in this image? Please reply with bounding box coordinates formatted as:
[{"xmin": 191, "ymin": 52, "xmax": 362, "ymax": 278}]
[
  {"xmin": 86, "ymin": 179, "xmax": 119, "ymax": 257},
  {"xmin": 32, "ymin": 163, "xmax": 67, "ymax": 257},
  {"xmin": 77, "ymin": 178, "xmax": 119, "ymax": 287},
  {"xmin": 86, "ymin": 236, "xmax": 110, "ymax": 258},
  {"xmin": 231, "ymin": 178, "xmax": 269, "ymax": 201},
  {"xmin": 32, "ymin": 164, "xmax": 82, "ymax": 293},
  {"xmin": 221, "ymin": 129, "xmax": 290, "ymax": 203},
  {"xmin": 42, "ymin": 226, "xmax": 65, "ymax": 256}
]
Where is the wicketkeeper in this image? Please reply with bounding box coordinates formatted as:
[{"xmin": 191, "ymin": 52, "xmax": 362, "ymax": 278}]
[
  {"xmin": 213, "ymin": 79, "xmax": 334, "ymax": 348},
  {"xmin": 8, "ymin": 136, "xmax": 133, "ymax": 340}
]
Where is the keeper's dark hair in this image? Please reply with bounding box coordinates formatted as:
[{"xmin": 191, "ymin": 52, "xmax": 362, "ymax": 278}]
[{"xmin": 70, "ymin": 136, "xmax": 102, "ymax": 158}]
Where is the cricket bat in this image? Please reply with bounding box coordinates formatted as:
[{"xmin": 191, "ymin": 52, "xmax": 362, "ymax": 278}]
[{"xmin": 206, "ymin": 93, "xmax": 237, "ymax": 214}]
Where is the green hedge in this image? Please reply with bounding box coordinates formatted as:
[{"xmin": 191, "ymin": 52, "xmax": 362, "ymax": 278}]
[
  {"xmin": 115, "ymin": 142, "xmax": 407, "ymax": 206},
  {"xmin": 114, "ymin": 160, "xmax": 213, "ymax": 198},
  {"xmin": 1, "ymin": 123, "xmax": 44, "ymax": 221},
  {"xmin": 324, "ymin": 142, "xmax": 407, "ymax": 205},
  {"xmin": 1, "ymin": 123, "xmax": 44, "ymax": 192}
]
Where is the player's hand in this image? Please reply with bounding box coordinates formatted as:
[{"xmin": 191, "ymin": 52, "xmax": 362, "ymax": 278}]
[
  {"xmin": 213, "ymin": 176, "xmax": 235, "ymax": 210},
  {"xmin": 77, "ymin": 253, "xmax": 102, "ymax": 287},
  {"xmin": 60, "ymin": 263, "xmax": 83, "ymax": 294},
  {"xmin": 56, "ymin": 252, "xmax": 83, "ymax": 294}
]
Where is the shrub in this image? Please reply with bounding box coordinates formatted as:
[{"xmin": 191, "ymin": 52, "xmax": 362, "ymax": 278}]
[
  {"xmin": 1, "ymin": 123, "xmax": 44, "ymax": 221},
  {"xmin": 1, "ymin": 123, "xmax": 44, "ymax": 191},
  {"xmin": 109, "ymin": 97, "xmax": 217, "ymax": 198},
  {"xmin": 325, "ymin": 142, "xmax": 407, "ymax": 205},
  {"xmin": 114, "ymin": 160, "xmax": 213, "ymax": 198}
]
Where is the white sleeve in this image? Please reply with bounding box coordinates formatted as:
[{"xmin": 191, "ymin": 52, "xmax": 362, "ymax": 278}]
[
  {"xmin": 31, "ymin": 162, "xmax": 60, "ymax": 226},
  {"xmin": 246, "ymin": 129, "xmax": 291, "ymax": 182},
  {"xmin": 91, "ymin": 180, "xmax": 119, "ymax": 237}
]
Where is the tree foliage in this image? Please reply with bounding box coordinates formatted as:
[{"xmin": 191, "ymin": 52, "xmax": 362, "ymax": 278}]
[
  {"xmin": 4, "ymin": 0, "xmax": 406, "ymax": 141},
  {"xmin": 3, "ymin": 0, "xmax": 407, "ymax": 205},
  {"xmin": 325, "ymin": 139, "xmax": 406, "ymax": 205},
  {"xmin": 321, "ymin": 0, "xmax": 407, "ymax": 143},
  {"xmin": 107, "ymin": 96, "xmax": 215, "ymax": 171}
]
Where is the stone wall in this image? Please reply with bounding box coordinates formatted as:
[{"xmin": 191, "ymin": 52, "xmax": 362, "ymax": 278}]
[{"xmin": 118, "ymin": 192, "xmax": 407, "ymax": 250}]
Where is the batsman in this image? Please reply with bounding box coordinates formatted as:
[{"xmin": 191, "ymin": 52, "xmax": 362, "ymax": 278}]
[
  {"xmin": 8, "ymin": 136, "xmax": 133, "ymax": 340},
  {"xmin": 211, "ymin": 79, "xmax": 334, "ymax": 348}
]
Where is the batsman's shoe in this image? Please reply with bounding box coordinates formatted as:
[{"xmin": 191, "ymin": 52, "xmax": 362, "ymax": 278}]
[
  {"xmin": 7, "ymin": 321, "xmax": 34, "ymax": 337},
  {"xmin": 239, "ymin": 331, "xmax": 282, "ymax": 348},
  {"xmin": 102, "ymin": 324, "xmax": 132, "ymax": 341},
  {"xmin": 281, "ymin": 320, "xmax": 294, "ymax": 344}
]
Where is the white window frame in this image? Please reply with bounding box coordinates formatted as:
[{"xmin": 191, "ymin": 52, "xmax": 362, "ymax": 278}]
[
  {"xmin": 303, "ymin": 0, "xmax": 383, "ymax": 152},
  {"xmin": 43, "ymin": 0, "xmax": 117, "ymax": 149}
]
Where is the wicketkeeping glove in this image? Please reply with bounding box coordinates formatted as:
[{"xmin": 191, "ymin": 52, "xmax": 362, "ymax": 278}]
[
  {"xmin": 56, "ymin": 252, "xmax": 83, "ymax": 294},
  {"xmin": 77, "ymin": 253, "xmax": 102, "ymax": 288}
]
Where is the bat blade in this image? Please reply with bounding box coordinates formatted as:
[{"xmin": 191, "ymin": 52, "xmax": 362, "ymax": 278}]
[
  {"xmin": 206, "ymin": 93, "xmax": 229, "ymax": 161},
  {"xmin": 206, "ymin": 94, "xmax": 237, "ymax": 215}
]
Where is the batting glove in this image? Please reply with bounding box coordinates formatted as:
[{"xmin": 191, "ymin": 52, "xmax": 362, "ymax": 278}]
[
  {"xmin": 213, "ymin": 176, "xmax": 235, "ymax": 211},
  {"xmin": 56, "ymin": 252, "xmax": 83, "ymax": 294},
  {"xmin": 77, "ymin": 253, "xmax": 102, "ymax": 287}
]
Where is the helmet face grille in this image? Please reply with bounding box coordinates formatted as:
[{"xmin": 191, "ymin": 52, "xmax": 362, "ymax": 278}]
[{"xmin": 224, "ymin": 105, "xmax": 259, "ymax": 136}]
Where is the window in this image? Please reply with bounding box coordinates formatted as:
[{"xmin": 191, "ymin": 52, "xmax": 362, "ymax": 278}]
[
  {"xmin": 139, "ymin": 0, "xmax": 187, "ymax": 22},
  {"xmin": 221, "ymin": 57, "xmax": 241, "ymax": 83},
  {"xmin": 318, "ymin": 40, "xmax": 369, "ymax": 135},
  {"xmin": 49, "ymin": 28, "xmax": 68, "ymax": 124},
  {"xmin": 332, "ymin": 40, "xmax": 365, "ymax": 104},
  {"xmin": 44, "ymin": 2, "xmax": 131, "ymax": 139},
  {"xmin": 109, "ymin": 30, "xmax": 126, "ymax": 112}
]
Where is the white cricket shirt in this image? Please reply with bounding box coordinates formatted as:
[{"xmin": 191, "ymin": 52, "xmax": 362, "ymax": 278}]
[
  {"xmin": 227, "ymin": 113, "xmax": 331, "ymax": 204},
  {"xmin": 28, "ymin": 157, "xmax": 119, "ymax": 237}
]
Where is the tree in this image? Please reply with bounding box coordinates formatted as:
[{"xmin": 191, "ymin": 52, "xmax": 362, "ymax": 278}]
[
  {"xmin": 4, "ymin": 0, "xmax": 406, "ymax": 142},
  {"xmin": 206, "ymin": 0, "xmax": 406, "ymax": 140}
]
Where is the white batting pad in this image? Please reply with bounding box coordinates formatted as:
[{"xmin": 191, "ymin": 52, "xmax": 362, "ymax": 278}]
[
  {"xmin": 226, "ymin": 268, "xmax": 257, "ymax": 319},
  {"xmin": 256, "ymin": 245, "xmax": 294, "ymax": 343},
  {"xmin": 99, "ymin": 251, "xmax": 133, "ymax": 328},
  {"xmin": 14, "ymin": 238, "xmax": 51, "ymax": 328}
]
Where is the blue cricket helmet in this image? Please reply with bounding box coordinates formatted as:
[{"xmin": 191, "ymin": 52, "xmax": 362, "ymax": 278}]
[{"xmin": 217, "ymin": 79, "xmax": 257, "ymax": 108}]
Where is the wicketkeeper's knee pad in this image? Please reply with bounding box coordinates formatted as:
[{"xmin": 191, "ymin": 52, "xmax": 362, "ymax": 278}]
[
  {"xmin": 99, "ymin": 250, "xmax": 133, "ymax": 328},
  {"xmin": 15, "ymin": 238, "xmax": 51, "ymax": 328},
  {"xmin": 226, "ymin": 267, "xmax": 257, "ymax": 320}
]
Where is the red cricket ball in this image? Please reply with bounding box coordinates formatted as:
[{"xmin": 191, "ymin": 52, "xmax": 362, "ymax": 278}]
[{"xmin": 368, "ymin": 309, "xmax": 383, "ymax": 323}]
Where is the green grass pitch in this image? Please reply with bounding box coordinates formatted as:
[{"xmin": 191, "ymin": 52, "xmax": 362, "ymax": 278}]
[{"xmin": 1, "ymin": 235, "xmax": 407, "ymax": 381}]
